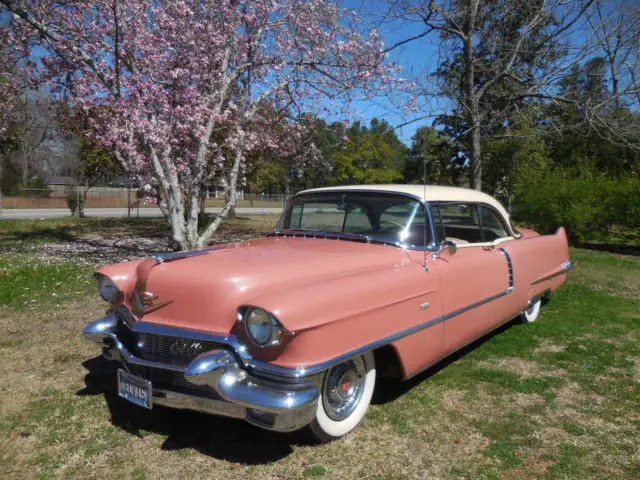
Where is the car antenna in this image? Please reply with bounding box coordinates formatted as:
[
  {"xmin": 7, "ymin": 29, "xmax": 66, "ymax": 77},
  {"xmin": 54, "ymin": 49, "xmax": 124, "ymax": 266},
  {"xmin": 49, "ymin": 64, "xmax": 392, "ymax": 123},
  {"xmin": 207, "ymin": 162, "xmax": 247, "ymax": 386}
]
[{"xmin": 423, "ymin": 154, "xmax": 428, "ymax": 271}]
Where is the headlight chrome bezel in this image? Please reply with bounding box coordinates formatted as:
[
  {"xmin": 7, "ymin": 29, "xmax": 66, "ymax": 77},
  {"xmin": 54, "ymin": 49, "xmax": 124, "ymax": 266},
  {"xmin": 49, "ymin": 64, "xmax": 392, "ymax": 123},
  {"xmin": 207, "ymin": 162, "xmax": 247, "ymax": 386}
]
[
  {"xmin": 94, "ymin": 273, "xmax": 122, "ymax": 304},
  {"xmin": 240, "ymin": 306, "xmax": 285, "ymax": 347}
]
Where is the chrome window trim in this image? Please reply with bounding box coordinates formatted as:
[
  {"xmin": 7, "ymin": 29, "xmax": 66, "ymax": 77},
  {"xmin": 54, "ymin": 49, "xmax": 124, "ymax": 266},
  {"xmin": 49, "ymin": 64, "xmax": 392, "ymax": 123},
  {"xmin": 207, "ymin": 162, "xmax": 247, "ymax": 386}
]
[
  {"xmin": 429, "ymin": 201, "xmax": 518, "ymax": 243},
  {"xmin": 424, "ymin": 201, "xmax": 439, "ymax": 251}
]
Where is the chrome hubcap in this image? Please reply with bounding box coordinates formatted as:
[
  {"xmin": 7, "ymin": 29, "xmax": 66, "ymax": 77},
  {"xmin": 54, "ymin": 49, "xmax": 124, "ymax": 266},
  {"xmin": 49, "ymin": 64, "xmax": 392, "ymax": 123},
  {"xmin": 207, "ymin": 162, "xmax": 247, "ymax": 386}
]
[{"xmin": 322, "ymin": 357, "xmax": 366, "ymax": 421}]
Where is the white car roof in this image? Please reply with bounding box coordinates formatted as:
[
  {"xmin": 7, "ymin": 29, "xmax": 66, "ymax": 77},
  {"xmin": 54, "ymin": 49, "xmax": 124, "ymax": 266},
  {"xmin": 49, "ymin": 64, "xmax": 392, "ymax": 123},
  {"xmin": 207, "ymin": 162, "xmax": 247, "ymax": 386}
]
[{"xmin": 298, "ymin": 184, "xmax": 511, "ymax": 224}]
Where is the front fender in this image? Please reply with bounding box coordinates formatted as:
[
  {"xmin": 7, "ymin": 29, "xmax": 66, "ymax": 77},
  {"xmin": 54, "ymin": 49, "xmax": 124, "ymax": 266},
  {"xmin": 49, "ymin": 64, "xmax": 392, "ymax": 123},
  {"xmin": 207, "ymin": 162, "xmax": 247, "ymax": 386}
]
[{"xmin": 243, "ymin": 256, "xmax": 442, "ymax": 370}]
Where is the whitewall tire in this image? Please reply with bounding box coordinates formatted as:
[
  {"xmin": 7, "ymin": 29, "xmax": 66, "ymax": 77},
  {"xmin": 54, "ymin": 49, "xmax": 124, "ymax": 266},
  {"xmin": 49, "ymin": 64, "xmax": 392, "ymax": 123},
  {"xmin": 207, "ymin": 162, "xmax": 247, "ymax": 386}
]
[
  {"xmin": 521, "ymin": 298, "xmax": 542, "ymax": 323},
  {"xmin": 309, "ymin": 351, "xmax": 376, "ymax": 442}
]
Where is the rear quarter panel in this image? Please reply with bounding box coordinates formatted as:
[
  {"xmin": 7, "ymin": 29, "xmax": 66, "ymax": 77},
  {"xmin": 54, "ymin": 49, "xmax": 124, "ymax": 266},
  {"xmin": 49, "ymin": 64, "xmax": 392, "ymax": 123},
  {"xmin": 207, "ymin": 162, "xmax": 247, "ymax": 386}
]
[{"xmin": 501, "ymin": 227, "xmax": 571, "ymax": 313}]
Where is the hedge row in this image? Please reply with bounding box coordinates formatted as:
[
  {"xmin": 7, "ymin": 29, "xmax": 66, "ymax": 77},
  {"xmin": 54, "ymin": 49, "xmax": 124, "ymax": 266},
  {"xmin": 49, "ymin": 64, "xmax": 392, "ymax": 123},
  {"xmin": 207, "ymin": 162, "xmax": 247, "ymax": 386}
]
[{"xmin": 512, "ymin": 169, "xmax": 640, "ymax": 245}]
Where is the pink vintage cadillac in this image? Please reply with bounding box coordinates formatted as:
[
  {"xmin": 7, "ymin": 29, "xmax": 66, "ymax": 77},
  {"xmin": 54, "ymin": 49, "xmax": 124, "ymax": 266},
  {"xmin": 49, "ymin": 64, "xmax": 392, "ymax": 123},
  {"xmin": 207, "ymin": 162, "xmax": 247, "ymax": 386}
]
[{"xmin": 83, "ymin": 185, "xmax": 571, "ymax": 441}]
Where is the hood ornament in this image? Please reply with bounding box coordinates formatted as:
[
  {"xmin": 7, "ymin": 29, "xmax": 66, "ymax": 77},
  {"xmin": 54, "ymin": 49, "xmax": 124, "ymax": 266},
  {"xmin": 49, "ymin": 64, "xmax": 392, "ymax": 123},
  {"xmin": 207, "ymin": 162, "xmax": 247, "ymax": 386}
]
[{"xmin": 131, "ymin": 289, "xmax": 173, "ymax": 316}]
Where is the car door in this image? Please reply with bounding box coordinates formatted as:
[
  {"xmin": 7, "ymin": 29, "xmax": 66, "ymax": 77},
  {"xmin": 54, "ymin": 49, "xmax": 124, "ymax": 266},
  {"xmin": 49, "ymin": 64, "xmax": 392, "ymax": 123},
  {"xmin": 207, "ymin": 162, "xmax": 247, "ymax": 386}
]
[{"xmin": 430, "ymin": 203, "xmax": 513, "ymax": 353}]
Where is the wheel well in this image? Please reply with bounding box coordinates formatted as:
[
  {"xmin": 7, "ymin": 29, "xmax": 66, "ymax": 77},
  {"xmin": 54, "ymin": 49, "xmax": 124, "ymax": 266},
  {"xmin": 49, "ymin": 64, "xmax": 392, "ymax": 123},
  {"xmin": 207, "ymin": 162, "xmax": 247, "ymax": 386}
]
[{"xmin": 373, "ymin": 345, "xmax": 403, "ymax": 380}]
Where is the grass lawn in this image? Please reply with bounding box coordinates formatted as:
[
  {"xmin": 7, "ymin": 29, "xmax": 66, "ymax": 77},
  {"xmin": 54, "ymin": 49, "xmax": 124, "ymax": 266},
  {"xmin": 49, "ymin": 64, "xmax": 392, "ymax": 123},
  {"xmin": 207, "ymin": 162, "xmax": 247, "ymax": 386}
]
[{"xmin": 0, "ymin": 218, "xmax": 638, "ymax": 479}]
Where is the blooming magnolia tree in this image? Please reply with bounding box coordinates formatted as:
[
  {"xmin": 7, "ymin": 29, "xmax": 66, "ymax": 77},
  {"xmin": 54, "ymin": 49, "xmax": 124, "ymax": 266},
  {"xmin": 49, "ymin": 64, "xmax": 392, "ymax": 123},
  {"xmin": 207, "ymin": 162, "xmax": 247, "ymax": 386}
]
[{"xmin": 1, "ymin": 0, "xmax": 391, "ymax": 249}]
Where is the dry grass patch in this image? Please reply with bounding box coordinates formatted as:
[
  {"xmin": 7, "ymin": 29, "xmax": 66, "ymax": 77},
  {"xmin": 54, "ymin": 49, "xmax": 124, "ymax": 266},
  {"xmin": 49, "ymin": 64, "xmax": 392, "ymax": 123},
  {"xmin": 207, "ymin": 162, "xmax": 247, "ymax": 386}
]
[
  {"xmin": 480, "ymin": 357, "xmax": 567, "ymax": 378},
  {"xmin": 632, "ymin": 358, "xmax": 640, "ymax": 383},
  {"xmin": 535, "ymin": 339, "xmax": 567, "ymax": 353}
]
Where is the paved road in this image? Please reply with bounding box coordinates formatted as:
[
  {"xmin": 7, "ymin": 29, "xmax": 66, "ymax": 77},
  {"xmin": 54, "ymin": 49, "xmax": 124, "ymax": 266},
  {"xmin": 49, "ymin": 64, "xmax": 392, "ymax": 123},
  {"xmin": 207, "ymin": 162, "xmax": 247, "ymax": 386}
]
[{"xmin": 0, "ymin": 207, "xmax": 283, "ymax": 220}]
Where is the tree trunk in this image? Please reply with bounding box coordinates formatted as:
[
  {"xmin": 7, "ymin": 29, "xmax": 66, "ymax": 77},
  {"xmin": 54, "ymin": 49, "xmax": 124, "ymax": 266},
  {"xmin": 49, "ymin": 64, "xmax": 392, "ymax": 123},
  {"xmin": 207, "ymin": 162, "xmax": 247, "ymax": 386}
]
[
  {"xmin": 195, "ymin": 139, "xmax": 245, "ymax": 248},
  {"xmin": 71, "ymin": 186, "xmax": 86, "ymax": 218},
  {"xmin": 79, "ymin": 186, "xmax": 86, "ymax": 218},
  {"xmin": 225, "ymin": 188, "xmax": 237, "ymax": 220},
  {"xmin": 462, "ymin": 0, "xmax": 482, "ymax": 191},
  {"xmin": 468, "ymin": 114, "xmax": 482, "ymax": 191}
]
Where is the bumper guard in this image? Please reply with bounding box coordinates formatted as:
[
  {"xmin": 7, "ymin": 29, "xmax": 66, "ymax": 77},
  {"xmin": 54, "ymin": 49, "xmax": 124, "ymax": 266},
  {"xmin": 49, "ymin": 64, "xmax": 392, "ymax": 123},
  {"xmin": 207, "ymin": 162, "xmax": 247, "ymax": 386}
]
[{"xmin": 83, "ymin": 316, "xmax": 319, "ymax": 432}]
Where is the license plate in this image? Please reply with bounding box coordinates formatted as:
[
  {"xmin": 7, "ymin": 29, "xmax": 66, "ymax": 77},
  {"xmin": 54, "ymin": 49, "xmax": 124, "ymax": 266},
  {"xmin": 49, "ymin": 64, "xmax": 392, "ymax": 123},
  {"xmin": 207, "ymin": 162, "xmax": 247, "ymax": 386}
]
[{"xmin": 117, "ymin": 369, "xmax": 152, "ymax": 409}]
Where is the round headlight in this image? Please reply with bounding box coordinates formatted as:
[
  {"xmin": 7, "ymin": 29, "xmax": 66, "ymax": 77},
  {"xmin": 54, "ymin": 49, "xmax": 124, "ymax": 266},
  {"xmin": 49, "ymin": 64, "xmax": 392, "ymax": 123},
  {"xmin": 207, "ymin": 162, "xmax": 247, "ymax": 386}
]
[
  {"xmin": 245, "ymin": 307, "xmax": 280, "ymax": 346},
  {"xmin": 95, "ymin": 274, "xmax": 121, "ymax": 304}
]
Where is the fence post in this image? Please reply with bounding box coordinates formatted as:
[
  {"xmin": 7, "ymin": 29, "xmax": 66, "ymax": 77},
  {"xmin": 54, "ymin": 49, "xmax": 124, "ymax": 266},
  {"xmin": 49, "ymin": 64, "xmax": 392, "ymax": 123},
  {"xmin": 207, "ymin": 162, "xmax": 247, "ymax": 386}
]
[{"xmin": 0, "ymin": 187, "xmax": 3, "ymax": 220}]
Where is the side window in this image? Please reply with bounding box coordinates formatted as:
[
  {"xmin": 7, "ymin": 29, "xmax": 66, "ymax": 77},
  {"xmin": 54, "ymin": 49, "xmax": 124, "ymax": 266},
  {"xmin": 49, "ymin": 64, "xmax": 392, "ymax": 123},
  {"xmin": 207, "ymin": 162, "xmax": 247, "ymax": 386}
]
[
  {"xmin": 434, "ymin": 203, "xmax": 482, "ymax": 244},
  {"xmin": 480, "ymin": 206, "xmax": 509, "ymax": 241},
  {"xmin": 379, "ymin": 202, "xmax": 427, "ymax": 246},
  {"xmin": 289, "ymin": 204, "xmax": 303, "ymax": 228}
]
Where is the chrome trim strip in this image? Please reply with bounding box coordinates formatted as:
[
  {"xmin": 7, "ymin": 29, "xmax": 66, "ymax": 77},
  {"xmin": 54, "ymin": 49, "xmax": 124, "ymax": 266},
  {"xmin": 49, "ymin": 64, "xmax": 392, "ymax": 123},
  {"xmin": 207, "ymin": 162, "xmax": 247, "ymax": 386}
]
[
  {"xmin": 289, "ymin": 188, "xmax": 426, "ymax": 204},
  {"xmin": 263, "ymin": 287, "xmax": 514, "ymax": 379},
  {"xmin": 270, "ymin": 229, "xmax": 433, "ymax": 251},
  {"xmin": 152, "ymin": 249, "xmax": 210, "ymax": 263},
  {"xmin": 530, "ymin": 260, "xmax": 573, "ymax": 285},
  {"xmin": 152, "ymin": 389, "xmax": 246, "ymax": 419},
  {"xmin": 127, "ymin": 285, "xmax": 514, "ymax": 381},
  {"xmin": 498, "ymin": 248, "xmax": 514, "ymax": 291}
]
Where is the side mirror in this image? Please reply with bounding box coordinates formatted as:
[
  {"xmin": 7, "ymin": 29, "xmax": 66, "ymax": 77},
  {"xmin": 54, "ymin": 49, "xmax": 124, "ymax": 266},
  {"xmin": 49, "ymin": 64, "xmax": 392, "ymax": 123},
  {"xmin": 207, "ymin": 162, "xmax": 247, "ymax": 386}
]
[{"xmin": 440, "ymin": 240, "xmax": 457, "ymax": 256}]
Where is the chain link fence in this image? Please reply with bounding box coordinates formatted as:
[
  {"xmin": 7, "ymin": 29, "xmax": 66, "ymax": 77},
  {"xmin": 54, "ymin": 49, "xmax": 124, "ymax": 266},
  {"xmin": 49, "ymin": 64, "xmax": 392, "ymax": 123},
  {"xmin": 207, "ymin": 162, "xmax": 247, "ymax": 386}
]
[{"xmin": 0, "ymin": 187, "xmax": 290, "ymax": 218}]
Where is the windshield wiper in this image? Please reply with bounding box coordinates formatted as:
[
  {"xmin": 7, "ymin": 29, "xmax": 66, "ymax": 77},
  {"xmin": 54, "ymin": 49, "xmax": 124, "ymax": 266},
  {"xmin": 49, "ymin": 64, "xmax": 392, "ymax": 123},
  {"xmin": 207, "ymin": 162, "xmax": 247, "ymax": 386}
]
[{"xmin": 272, "ymin": 229, "xmax": 372, "ymax": 243}]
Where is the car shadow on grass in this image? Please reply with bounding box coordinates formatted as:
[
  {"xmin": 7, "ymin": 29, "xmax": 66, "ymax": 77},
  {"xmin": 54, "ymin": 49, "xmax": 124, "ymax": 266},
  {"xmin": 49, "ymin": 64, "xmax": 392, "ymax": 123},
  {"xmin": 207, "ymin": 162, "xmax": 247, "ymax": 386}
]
[
  {"xmin": 77, "ymin": 356, "xmax": 304, "ymax": 464},
  {"xmin": 371, "ymin": 317, "xmax": 520, "ymax": 405}
]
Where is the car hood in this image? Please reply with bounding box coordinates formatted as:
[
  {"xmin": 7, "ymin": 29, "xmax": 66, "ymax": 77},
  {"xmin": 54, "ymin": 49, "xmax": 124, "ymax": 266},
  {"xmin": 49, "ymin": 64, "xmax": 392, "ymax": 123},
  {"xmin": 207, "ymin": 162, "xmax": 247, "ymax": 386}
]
[{"xmin": 116, "ymin": 236, "xmax": 415, "ymax": 334}]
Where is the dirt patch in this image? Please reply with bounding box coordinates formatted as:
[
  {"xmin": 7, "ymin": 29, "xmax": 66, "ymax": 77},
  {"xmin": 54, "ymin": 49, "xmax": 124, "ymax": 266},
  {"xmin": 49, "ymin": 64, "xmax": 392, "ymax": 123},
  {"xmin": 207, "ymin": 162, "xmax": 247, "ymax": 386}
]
[
  {"xmin": 535, "ymin": 340, "xmax": 567, "ymax": 353},
  {"xmin": 505, "ymin": 392, "xmax": 546, "ymax": 408},
  {"xmin": 0, "ymin": 236, "xmax": 172, "ymax": 265},
  {"xmin": 551, "ymin": 382, "xmax": 605, "ymax": 410},
  {"xmin": 441, "ymin": 389, "xmax": 468, "ymax": 410},
  {"xmin": 632, "ymin": 358, "xmax": 640, "ymax": 383},
  {"xmin": 481, "ymin": 357, "xmax": 567, "ymax": 378}
]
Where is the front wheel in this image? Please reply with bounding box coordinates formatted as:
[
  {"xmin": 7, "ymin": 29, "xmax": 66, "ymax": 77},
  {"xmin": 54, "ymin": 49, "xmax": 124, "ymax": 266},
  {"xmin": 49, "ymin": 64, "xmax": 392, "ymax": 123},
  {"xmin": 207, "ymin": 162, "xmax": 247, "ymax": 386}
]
[{"xmin": 308, "ymin": 351, "xmax": 376, "ymax": 442}]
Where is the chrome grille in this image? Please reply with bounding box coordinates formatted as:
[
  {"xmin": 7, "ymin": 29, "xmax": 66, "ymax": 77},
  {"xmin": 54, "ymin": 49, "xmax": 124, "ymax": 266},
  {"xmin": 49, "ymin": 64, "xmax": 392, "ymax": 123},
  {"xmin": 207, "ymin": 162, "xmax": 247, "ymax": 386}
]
[{"xmin": 134, "ymin": 332, "xmax": 220, "ymax": 367}]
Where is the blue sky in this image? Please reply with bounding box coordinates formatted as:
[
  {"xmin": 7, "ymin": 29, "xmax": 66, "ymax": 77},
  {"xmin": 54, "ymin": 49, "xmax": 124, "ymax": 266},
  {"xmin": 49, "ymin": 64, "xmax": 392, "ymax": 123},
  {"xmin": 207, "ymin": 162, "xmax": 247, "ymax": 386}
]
[{"xmin": 344, "ymin": 0, "xmax": 447, "ymax": 144}]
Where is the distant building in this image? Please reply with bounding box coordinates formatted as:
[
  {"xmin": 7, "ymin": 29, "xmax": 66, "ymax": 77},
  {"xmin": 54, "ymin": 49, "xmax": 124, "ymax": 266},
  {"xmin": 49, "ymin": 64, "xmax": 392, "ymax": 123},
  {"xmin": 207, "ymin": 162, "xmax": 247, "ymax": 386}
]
[
  {"xmin": 44, "ymin": 176, "xmax": 80, "ymax": 198},
  {"xmin": 45, "ymin": 175, "xmax": 79, "ymax": 187}
]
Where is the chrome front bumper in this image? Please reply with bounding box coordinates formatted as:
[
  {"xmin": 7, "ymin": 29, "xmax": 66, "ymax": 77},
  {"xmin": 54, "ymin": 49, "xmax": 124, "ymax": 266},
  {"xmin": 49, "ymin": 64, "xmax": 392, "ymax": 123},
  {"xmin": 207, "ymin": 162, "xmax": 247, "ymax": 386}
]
[{"xmin": 82, "ymin": 316, "xmax": 319, "ymax": 432}]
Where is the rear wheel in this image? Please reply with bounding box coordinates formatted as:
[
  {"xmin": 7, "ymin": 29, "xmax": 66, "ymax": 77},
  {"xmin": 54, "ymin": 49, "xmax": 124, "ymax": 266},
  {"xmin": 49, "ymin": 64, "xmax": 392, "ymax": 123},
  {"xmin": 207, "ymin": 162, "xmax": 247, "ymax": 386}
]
[
  {"xmin": 521, "ymin": 298, "xmax": 542, "ymax": 323},
  {"xmin": 309, "ymin": 351, "xmax": 376, "ymax": 442}
]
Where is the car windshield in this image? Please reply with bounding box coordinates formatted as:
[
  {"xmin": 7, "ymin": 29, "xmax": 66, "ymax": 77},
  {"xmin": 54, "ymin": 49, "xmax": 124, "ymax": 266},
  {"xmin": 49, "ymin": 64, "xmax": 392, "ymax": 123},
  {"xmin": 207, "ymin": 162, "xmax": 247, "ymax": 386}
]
[{"xmin": 276, "ymin": 192, "xmax": 431, "ymax": 248}]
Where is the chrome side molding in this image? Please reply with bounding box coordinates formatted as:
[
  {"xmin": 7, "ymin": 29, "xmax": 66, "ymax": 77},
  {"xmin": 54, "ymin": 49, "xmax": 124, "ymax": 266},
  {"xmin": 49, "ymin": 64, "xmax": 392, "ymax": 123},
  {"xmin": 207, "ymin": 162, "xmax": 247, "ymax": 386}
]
[
  {"xmin": 152, "ymin": 250, "xmax": 210, "ymax": 263},
  {"xmin": 531, "ymin": 260, "xmax": 573, "ymax": 285}
]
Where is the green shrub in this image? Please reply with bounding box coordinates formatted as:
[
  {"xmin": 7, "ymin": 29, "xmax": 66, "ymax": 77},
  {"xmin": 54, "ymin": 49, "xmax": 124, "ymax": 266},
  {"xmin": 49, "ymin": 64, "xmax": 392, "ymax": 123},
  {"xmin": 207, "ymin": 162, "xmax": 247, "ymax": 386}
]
[{"xmin": 512, "ymin": 167, "xmax": 639, "ymax": 245}]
